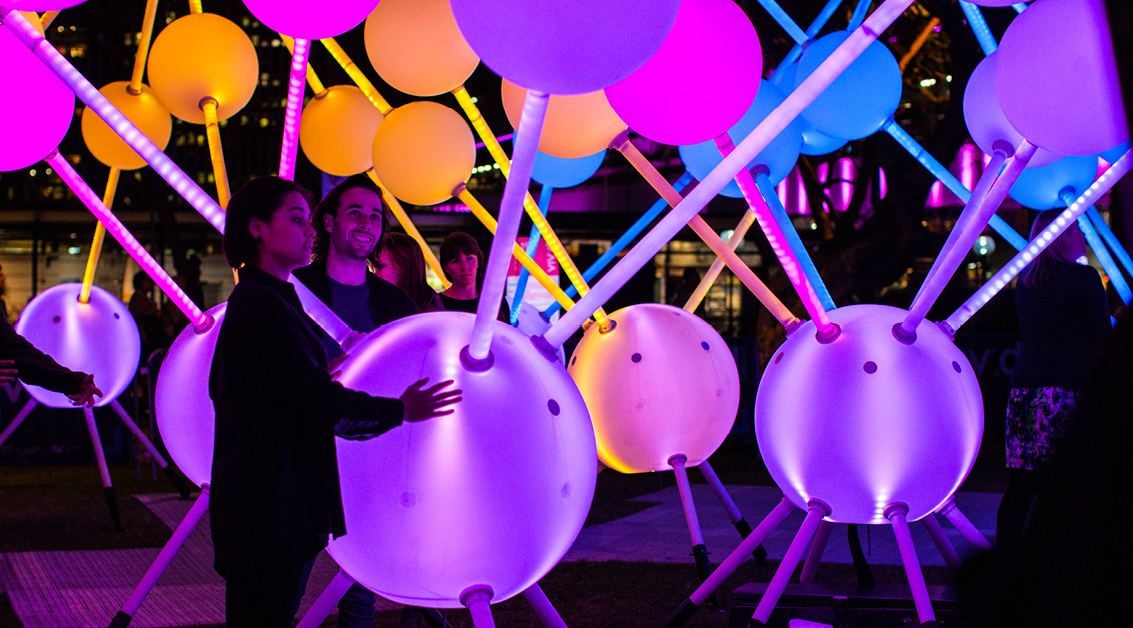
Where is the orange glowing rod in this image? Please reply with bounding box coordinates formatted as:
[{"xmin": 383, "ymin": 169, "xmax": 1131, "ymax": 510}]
[{"xmin": 364, "ymin": 170, "xmax": 450, "ymax": 289}]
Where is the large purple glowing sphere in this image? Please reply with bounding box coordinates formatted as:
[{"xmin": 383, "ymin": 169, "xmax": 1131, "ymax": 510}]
[
  {"xmin": 963, "ymin": 52, "xmax": 1061, "ymax": 168},
  {"xmin": 755, "ymin": 305, "xmax": 983, "ymax": 524},
  {"xmin": 996, "ymin": 0, "xmax": 1128, "ymax": 156},
  {"xmin": 154, "ymin": 303, "xmax": 227, "ymax": 488},
  {"xmin": 568, "ymin": 304, "xmax": 740, "ymax": 473},
  {"xmin": 14, "ymin": 284, "xmax": 140, "ymax": 409},
  {"xmin": 328, "ymin": 313, "xmax": 596, "ymax": 607},
  {"xmin": 0, "ymin": 16, "xmax": 75, "ymax": 172},
  {"xmin": 449, "ymin": 0, "xmax": 680, "ymax": 95}
]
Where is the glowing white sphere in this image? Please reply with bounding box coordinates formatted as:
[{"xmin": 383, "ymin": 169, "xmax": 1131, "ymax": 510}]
[
  {"xmin": 14, "ymin": 284, "xmax": 140, "ymax": 409},
  {"xmin": 755, "ymin": 305, "xmax": 983, "ymax": 524},
  {"xmin": 328, "ymin": 312, "xmax": 596, "ymax": 607},
  {"xmin": 568, "ymin": 304, "xmax": 739, "ymax": 473},
  {"xmin": 154, "ymin": 302, "xmax": 227, "ymax": 488}
]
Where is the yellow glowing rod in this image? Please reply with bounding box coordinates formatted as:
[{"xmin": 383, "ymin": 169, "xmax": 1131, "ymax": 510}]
[
  {"xmin": 188, "ymin": 0, "xmax": 203, "ymax": 15},
  {"xmin": 364, "ymin": 170, "xmax": 450, "ymax": 289},
  {"xmin": 38, "ymin": 11, "xmax": 59, "ymax": 28},
  {"xmin": 319, "ymin": 38, "xmax": 392, "ymax": 115},
  {"xmin": 200, "ymin": 97, "xmax": 231, "ymax": 208}
]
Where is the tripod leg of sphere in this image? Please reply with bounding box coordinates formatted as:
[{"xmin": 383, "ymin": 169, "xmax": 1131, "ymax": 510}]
[
  {"xmin": 886, "ymin": 504, "xmax": 937, "ymax": 627},
  {"xmin": 108, "ymin": 400, "xmax": 191, "ymax": 498},
  {"xmin": 522, "ymin": 583, "xmax": 568, "ymax": 628},
  {"xmin": 798, "ymin": 520, "xmax": 834, "ymax": 584},
  {"xmin": 750, "ymin": 501, "xmax": 831, "ymax": 627},
  {"xmin": 920, "ymin": 512, "xmax": 961, "ymax": 568},
  {"xmin": 295, "ymin": 569, "xmax": 356, "ymax": 628},
  {"xmin": 0, "ymin": 398, "xmax": 38, "ymax": 448},
  {"xmin": 421, "ymin": 609, "xmax": 458, "ymax": 628},
  {"xmin": 669, "ymin": 455, "xmax": 709, "ymax": 581},
  {"xmin": 939, "ymin": 499, "xmax": 993, "ymax": 551},
  {"xmin": 460, "ymin": 586, "xmax": 496, "ymax": 628},
  {"xmin": 82, "ymin": 405, "xmax": 121, "ymax": 532},
  {"xmin": 659, "ymin": 497, "xmax": 797, "ymax": 628},
  {"xmin": 698, "ymin": 460, "xmax": 767, "ymax": 565},
  {"xmin": 107, "ymin": 486, "xmax": 210, "ymax": 628}
]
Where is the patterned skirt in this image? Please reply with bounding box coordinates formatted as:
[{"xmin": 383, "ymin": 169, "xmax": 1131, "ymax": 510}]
[{"xmin": 1005, "ymin": 387, "xmax": 1083, "ymax": 470}]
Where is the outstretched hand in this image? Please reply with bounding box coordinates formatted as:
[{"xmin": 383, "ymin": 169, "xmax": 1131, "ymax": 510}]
[
  {"xmin": 67, "ymin": 374, "xmax": 103, "ymax": 408},
  {"xmin": 399, "ymin": 378, "xmax": 462, "ymax": 423},
  {"xmin": 0, "ymin": 360, "xmax": 16, "ymax": 383}
]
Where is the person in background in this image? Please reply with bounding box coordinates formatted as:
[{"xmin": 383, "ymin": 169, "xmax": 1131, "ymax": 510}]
[
  {"xmin": 128, "ymin": 271, "xmax": 169, "ymax": 359},
  {"xmin": 372, "ymin": 232, "xmax": 443, "ymax": 314},
  {"xmin": 438, "ymin": 231, "xmax": 509, "ymax": 322},
  {"xmin": 0, "ymin": 263, "xmax": 9, "ymax": 323}
]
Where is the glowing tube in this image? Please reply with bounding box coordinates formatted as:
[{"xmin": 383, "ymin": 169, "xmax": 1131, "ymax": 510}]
[
  {"xmin": 320, "ymin": 37, "xmax": 392, "ymax": 115},
  {"xmin": 2, "ymin": 10, "xmax": 226, "ymax": 233},
  {"xmin": 46, "ymin": 151, "xmax": 210, "ymax": 329},
  {"xmin": 79, "ymin": 167, "xmax": 119, "ymax": 304},
  {"xmin": 201, "ymin": 98, "xmax": 231, "ymax": 208},
  {"xmin": 945, "ymin": 150, "xmax": 1132, "ymax": 332},
  {"xmin": 511, "ymin": 184, "xmax": 553, "ymax": 324},
  {"xmin": 754, "ymin": 171, "xmax": 835, "ymax": 309},
  {"xmin": 364, "ymin": 170, "xmax": 449, "ymax": 288},
  {"xmin": 288, "ymin": 275, "xmax": 359, "ymax": 349},
  {"xmin": 468, "ymin": 90, "xmax": 548, "ymax": 363},
  {"xmin": 128, "ymin": 0, "xmax": 160, "ymax": 93},
  {"xmin": 1075, "ymin": 209, "xmax": 1132, "ymax": 306},
  {"xmin": 899, "ymin": 17, "xmax": 940, "ymax": 72},
  {"xmin": 1013, "ymin": 3, "xmax": 1027, "ymax": 13},
  {"xmin": 1087, "ymin": 206, "xmax": 1133, "ymax": 281},
  {"xmin": 902, "ymin": 142, "xmax": 1036, "ymax": 336},
  {"xmin": 278, "ymin": 37, "xmax": 309, "ymax": 181},
  {"xmin": 281, "ymin": 35, "xmax": 327, "ymax": 95},
  {"xmin": 38, "ymin": 11, "xmax": 59, "ymax": 28},
  {"xmin": 887, "ymin": 505, "xmax": 937, "ymax": 624},
  {"xmin": 685, "ymin": 208, "xmax": 755, "ymax": 313},
  {"xmin": 541, "ymin": 0, "xmax": 917, "ymax": 349},
  {"xmin": 754, "ymin": 0, "xmax": 808, "ymax": 44},
  {"xmin": 780, "ymin": 0, "xmax": 841, "ymax": 68},
  {"xmin": 848, "ymin": 0, "xmax": 872, "ymax": 31},
  {"xmin": 187, "ymin": 0, "xmax": 202, "ymax": 14},
  {"xmin": 960, "ymin": 1, "xmax": 998, "ymax": 56}
]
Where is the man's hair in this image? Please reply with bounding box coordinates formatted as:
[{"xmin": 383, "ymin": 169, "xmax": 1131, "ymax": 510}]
[
  {"xmin": 439, "ymin": 231, "xmax": 485, "ymax": 285},
  {"xmin": 223, "ymin": 176, "xmax": 308, "ymax": 268},
  {"xmin": 376, "ymin": 232, "xmax": 434, "ymax": 311},
  {"xmin": 1020, "ymin": 209, "xmax": 1084, "ymax": 288},
  {"xmin": 311, "ymin": 174, "xmax": 388, "ymax": 262}
]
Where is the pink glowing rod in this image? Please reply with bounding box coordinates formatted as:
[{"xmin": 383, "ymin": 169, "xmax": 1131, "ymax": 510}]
[
  {"xmin": 2, "ymin": 10, "xmax": 226, "ymax": 234},
  {"xmin": 945, "ymin": 149, "xmax": 1132, "ymax": 332},
  {"xmin": 278, "ymin": 37, "xmax": 310, "ymax": 180},
  {"xmin": 45, "ymin": 151, "xmax": 211, "ymax": 330},
  {"xmin": 541, "ymin": 0, "xmax": 917, "ymax": 349}
]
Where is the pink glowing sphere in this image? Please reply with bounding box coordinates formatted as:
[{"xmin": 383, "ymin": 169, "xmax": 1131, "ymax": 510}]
[
  {"xmin": 756, "ymin": 305, "xmax": 983, "ymax": 524},
  {"xmin": 963, "ymin": 52, "xmax": 1061, "ymax": 168},
  {"xmin": 604, "ymin": 0, "xmax": 761, "ymax": 146},
  {"xmin": 0, "ymin": 1, "xmax": 86, "ymax": 10},
  {"xmin": 328, "ymin": 313, "xmax": 596, "ymax": 607},
  {"xmin": 241, "ymin": 0, "xmax": 379, "ymax": 40},
  {"xmin": 449, "ymin": 0, "xmax": 680, "ymax": 95},
  {"xmin": 568, "ymin": 304, "xmax": 739, "ymax": 473},
  {"xmin": 154, "ymin": 303, "xmax": 227, "ymax": 488},
  {"xmin": 996, "ymin": 0, "xmax": 1129, "ymax": 156},
  {"xmin": 0, "ymin": 19, "xmax": 75, "ymax": 172},
  {"xmin": 14, "ymin": 284, "xmax": 140, "ymax": 409},
  {"xmin": 796, "ymin": 31, "xmax": 901, "ymax": 141}
]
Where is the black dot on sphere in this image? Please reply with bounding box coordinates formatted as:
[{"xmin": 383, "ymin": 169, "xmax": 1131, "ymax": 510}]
[
  {"xmin": 774, "ymin": 353, "xmax": 784, "ymax": 364},
  {"xmin": 548, "ymin": 399, "xmax": 560, "ymax": 416},
  {"xmin": 864, "ymin": 361, "xmax": 878, "ymax": 374},
  {"xmin": 701, "ymin": 341, "xmax": 710, "ymax": 350},
  {"xmin": 631, "ymin": 353, "xmax": 642, "ymax": 363},
  {"xmin": 52, "ymin": 316, "xmax": 60, "ymax": 323},
  {"xmin": 570, "ymin": 356, "xmax": 576, "ymax": 366},
  {"xmin": 952, "ymin": 361, "xmax": 962, "ymax": 373},
  {"xmin": 113, "ymin": 313, "xmax": 120, "ymax": 319}
]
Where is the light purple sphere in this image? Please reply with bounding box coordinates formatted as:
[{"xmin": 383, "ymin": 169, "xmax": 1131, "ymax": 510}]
[{"xmin": 963, "ymin": 52, "xmax": 1062, "ymax": 168}]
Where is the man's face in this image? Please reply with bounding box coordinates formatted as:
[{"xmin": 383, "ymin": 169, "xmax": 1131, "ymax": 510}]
[{"xmin": 325, "ymin": 187, "xmax": 383, "ymax": 261}]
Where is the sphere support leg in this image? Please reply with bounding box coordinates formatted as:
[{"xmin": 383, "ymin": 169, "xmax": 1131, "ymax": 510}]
[
  {"xmin": 750, "ymin": 501, "xmax": 830, "ymax": 626},
  {"xmin": 798, "ymin": 520, "xmax": 834, "ymax": 583},
  {"xmin": 698, "ymin": 460, "xmax": 766, "ymax": 564},
  {"xmin": 522, "ymin": 583, "xmax": 568, "ymax": 628},
  {"xmin": 295, "ymin": 569, "xmax": 356, "ymax": 628},
  {"xmin": 939, "ymin": 500, "xmax": 993, "ymax": 551},
  {"xmin": 670, "ymin": 455, "xmax": 709, "ymax": 582},
  {"xmin": 108, "ymin": 400, "xmax": 190, "ymax": 498},
  {"xmin": 886, "ymin": 504, "xmax": 937, "ymax": 626},
  {"xmin": 921, "ymin": 513, "xmax": 961, "ymax": 568},
  {"xmin": 82, "ymin": 405, "xmax": 121, "ymax": 532},
  {"xmin": 460, "ymin": 586, "xmax": 495, "ymax": 628},
  {"xmin": 0, "ymin": 398, "xmax": 38, "ymax": 448}
]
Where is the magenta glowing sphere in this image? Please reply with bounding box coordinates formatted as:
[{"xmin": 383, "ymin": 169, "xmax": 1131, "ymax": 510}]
[
  {"xmin": 449, "ymin": 0, "xmax": 680, "ymax": 95},
  {"xmin": 795, "ymin": 31, "xmax": 901, "ymax": 141},
  {"xmin": 14, "ymin": 284, "xmax": 140, "ymax": 409},
  {"xmin": 996, "ymin": 0, "xmax": 1129, "ymax": 156},
  {"xmin": 241, "ymin": 0, "xmax": 379, "ymax": 40},
  {"xmin": 0, "ymin": 19, "xmax": 75, "ymax": 172},
  {"xmin": 963, "ymin": 52, "xmax": 1062, "ymax": 168},
  {"xmin": 0, "ymin": 1, "xmax": 86, "ymax": 10},
  {"xmin": 756, "ymin": 305, "xmax": 983, "ymax": 524},
  {"xmin": 155, "ymin": 303, "xmax": 227, "ymax": 488},
  {"xmin": 604, "ymin": 0, "xmax": 762, "ymax": 146},
  {"xmin": 328, "ymin": 313, "xmax": 596, "ymax": 607},
  {"xmin": 568, "ymin": 304, "xmax": 740, "ymax": 473}
]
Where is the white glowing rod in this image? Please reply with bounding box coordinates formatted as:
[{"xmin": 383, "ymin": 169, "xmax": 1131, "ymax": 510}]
[
  {"xmin": 278, "ymin": 37, "xmax": 310, "ymax": 180},
  {"xmin": 541, "ymin": 0, "xmax": 918, "ymax": 349},
  {"xmin": 1, "ymin": 10, "xmax": 226, "ymax": 234},
  {"xmin": 900, "ymin": 140, "xmax": 1037, "ymax": 337},
  {"xmin": 287, "ymin": 275, "xmax": 359, "ymax": 349},
  {"xmin": 45, "ymin": 151, "xmax": 212, "ymax": 330},
  {"xmin": 945, "ymin": 149, "xmax": 1132, "ymax": 332}
]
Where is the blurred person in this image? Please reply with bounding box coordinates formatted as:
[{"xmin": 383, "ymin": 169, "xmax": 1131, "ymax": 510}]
[
  {"xmin": 128, "ymin": 271, "xmax": 169, "ymax": 359},
  {"xmin": 438, "ymin": 232, "xmax": 509, "ymax": 322},
  {"xmin": 372, "ymin": 232, "xmax": 443, "ymax": 314}
]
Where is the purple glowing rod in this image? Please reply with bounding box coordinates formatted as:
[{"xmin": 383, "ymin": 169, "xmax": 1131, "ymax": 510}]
[
  {"xmin": 278, "ymin": 37, "xmax": 310, "ymax": 180},
  {"xmin": 1, "ymin": 10, "xmax": 226, "ymax": 234},
  {"xmin": 540, "ymin": 0, "xmax": 918, "ymax": 350},
  {"xmin": 945, "ymin": 149, "xmax": 1132, "ymax": 332}
]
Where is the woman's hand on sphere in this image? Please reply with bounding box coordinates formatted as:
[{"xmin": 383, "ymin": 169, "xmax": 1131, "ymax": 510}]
[{"xmin": 400, "ymin": 378, "xmax": 462, "ymax": 422}]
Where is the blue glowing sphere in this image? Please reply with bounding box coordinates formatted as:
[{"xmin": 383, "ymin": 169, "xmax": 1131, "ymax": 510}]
[
  {"xmin": 770, "ymin": 63, "xmax": 847, "ymax": 156},
  {"xmin": 1009, "ymin": 155, "xmax": 1100, "ymax": 210},
  {"xmin": 795, "ymin": 32, "xmax": 901, "ymax": 141},
  {"xmin": 531, "ymin": 148, "xmax": 606, "ymax": 189}
]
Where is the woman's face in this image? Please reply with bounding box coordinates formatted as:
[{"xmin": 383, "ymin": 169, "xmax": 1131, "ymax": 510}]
[
  {"xmin": 251, "ymin": 191, "xmax": 314, "ymax": 276},
  {"xmin": 374, "ymin": 249, "xmax": 401, "ymax": 287},
  {"xmin": 445, "ymin": 251, "xmax": 479, "ymax": 290}
]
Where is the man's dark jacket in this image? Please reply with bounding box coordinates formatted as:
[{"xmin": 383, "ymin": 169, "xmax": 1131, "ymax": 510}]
[{"xmin": 292, "ymin": 260, "xmax": 417, "ymax": 329}]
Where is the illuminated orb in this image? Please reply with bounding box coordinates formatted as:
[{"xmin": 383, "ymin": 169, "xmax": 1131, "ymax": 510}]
[
  {"xmin": 962, "ymin": 52, "xmax": 1061, "ymax": 168},
  {"xmin": 1009, "ymin": 155, "xmax": 1100, "ymax": 210},
  {"xmin": 568, "ymin": 304, "xmax": 740, "ymax": 473},
  {"xmin": 146, "ymin": 13, "xmax": 258, "ymax": 124},
  {"xmin": 81, "ymin": 81, "xmax": 172, "ymax": 171},
  {"xmin": 1101, "ymin": 142, "xmax": 1130, "ymax": 165},
  {"xmin": 154, "ymin": 303, "xmax": 227, "ymax": 488},
  {"xmin": 770, "ymin": 63, "xmax": 847, "ymax": 156},
  {"xmin": 501, "ymin": 80, "xmax": 627, "ymax": 160},
  {"xmin": 14, "ymin": 284, "xmax": 140, "ymax": 409},
  {"xmin": 795, "ymin": 31, "xmax": 901, "ymax": 141},
  {"xmin": 531, "ymin": 147, "xmax": 606, "ymax": 189},
  {"xmin": 0, "ymin": 1, "xmax": 86, "ymax": 10},
  {"xmin": 328, "ymin": 312, "xmax": 596, "ymax": 607},
  {"xmin": 300, "ymin": 85, "xmax": 385, "ymax": 177},
  {"xmin": 371, "ymin": 101, "xmax": 475, "ymax": 206},
  {"xmin": 241, "ymin": 0, "xmax": 377, "ymax": 40},
  {"xmin": 604, "ymin": 0, "xmax": 762, "ymax": 147},
  {"xmin": 996, "ymin": 0, "xmax": 1128, "ymax": 156},
  {"xmin": 449, "ymin": 0, "xmax": 679, "ymax": 95},
  {"xmin": 364, "ymin": 0, "xmax": 480, "ymax": 97},
  {"xmin": 755, "ymin": 304, "xmax": 983, "ymax": 524},
  {"xmin": 0, "ymin": 14, "xmax": 75, "ymax": 172}
]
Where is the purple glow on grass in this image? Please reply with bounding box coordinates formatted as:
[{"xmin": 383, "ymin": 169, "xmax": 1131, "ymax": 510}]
[
  {"xmin": 946, "ymin": 149, "xmax": 1133, "ymax": 331},
  {"xmin": 278, "ymin": 37, "xmax": 309, "ymax": 181},
  {"xmin": 2, "ymin": 10, "xmax": 226, "ymax": 233},
  {"xmin": 46, "ymin": 152, "xmax": 209, "ymax": 328}
]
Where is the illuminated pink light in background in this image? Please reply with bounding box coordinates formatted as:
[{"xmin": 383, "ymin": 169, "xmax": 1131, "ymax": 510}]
[
  {"xmin": 1, "ymin": 10, "xmax": 226, "ymax": 233},
  {"xmin": 278, "ymin": 37, "xmax": 310, "ymax": 181},
  {"xmin": 45, "ymin": 151, "xmax": 209, "ymax": 328},
  {"xmin": 778, "ymin": 160, "xmax": 887, "ymax": 215}
]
